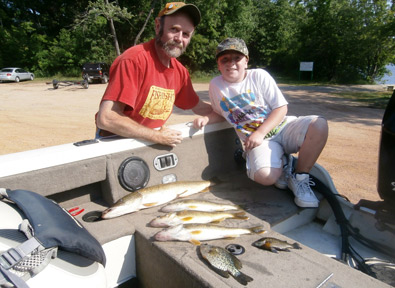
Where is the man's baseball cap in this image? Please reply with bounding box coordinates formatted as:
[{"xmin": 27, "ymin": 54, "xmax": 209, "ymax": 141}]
[
  {"xmin": 158, "ymin": 2, "xmax": 201, "ymax": 27},
  {"xmin": 216, "ymin": 38, "xmax": 249, "ymax": 60}
]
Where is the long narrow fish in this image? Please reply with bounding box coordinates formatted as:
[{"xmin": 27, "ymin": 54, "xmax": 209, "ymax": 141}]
[
  {"xmin": 199, "ymin": 244, "xmax": 253, "ymax": 286},
  {"xmin": 252, "ymin": 237, "xmax": 301, "ymax": 253},
  {"xmin": 149, "ymin": 210, "xmax": 249, "ymax": 227},
  {"xmin": 102, "ymin": 180, "xmax": 215, "ymax": 219},
  {"xmin": 154, "ymin": 223, "xmax": 266, "ymax": 245},
  {"xmin": 161, "ymin": 199, "xmax": 241, "ymax": 213}
]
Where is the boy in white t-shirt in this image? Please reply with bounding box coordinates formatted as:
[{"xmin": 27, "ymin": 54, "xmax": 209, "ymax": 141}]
[{"xmin": 193, "ymin": 38, "xmax": 328, "ymax": 208}]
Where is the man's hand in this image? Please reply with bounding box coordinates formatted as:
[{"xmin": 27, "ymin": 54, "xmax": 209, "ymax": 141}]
[{"xmin": 155, "ymin": 126, "xmax": 183, "ymax": 147}]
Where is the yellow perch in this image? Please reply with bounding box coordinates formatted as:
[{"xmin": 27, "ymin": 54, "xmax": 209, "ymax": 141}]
[
  {"xmin": 154, "ymin": 223, "xmax": 266, "ymax": 245},
  {"xmin": 149, "ymin": 210, "xmax": 249, "ymax": 227},
  {"xmin": 102, "ymin": 180, "xmax": 215, "ymax": 219},
  {"xmin": 161, "ymin": 199, "xmax": 241, "ymax": 213}
]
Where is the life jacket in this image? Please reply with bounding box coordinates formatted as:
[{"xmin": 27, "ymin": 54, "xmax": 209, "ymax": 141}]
[{"xmin": 0, "ymin": 188, "xmax": 106, "ymax": 288}]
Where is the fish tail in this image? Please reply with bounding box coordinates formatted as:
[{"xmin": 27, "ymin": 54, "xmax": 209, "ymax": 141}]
[
  {"xmin": 233, "ymin": 212, "xmax": 249, "ymax": 220},
  {"xmin": 234, "ymin": 271, "xmax": 253, "ymax": 285},
  {"xmin": 292, "ymin": 242, "xmax": 302, "ymax": 249},
  {"xmin": 250, "ymin": 226, "xmax": 266, "ymax": 234}
]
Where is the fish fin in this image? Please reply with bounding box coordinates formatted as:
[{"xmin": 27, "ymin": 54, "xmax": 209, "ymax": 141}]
[
  {"xmin": 200, "ymin": 187, "xmax": 210, "ymax": 193},
  {"xmin": 191, "ymin": 230, "xmax": 202, "ymax": 235},
  {"xmin": 181, "ymin": 216, "xmax": 193, "ymax": 222},
  {"xmin": 143, "ymin": 202, "xmax": 158, "ymax": 207},
  {"xmin": 293, "ymin": 242, "xmax": 302, "ymax": 249},
  {"xmin": 270, "ymin": 248, "xmax": 279, "ymax": 253},
  {"xmin": 190, "ymin": 239, "xmax": 201, "ymax": 245},
  {"xmin": 234, "ymin": 212, "xmax": 249, "ymax": 220},
  {"xmin": 211, "ymin": 220, "xmax": 222, "ymax": 224},
  {"xmin": 212, "ymin": 268, "xmax": 230, "ymax": 278},
  {"xmin": 230, "ymin": 254, "xmax": 243, "ymax": 269},
  {"xmin": 225, "ymin": 236, "xmax": 238, "ymax": 240},
  {"xmin": 188, "ymin": 205, "xmax": 198, "ymax": 209},
  {"xmin": 178, "ymin": 190, "xmax": 189, "ymax": 197},
  {"xmin": 250, "ymin": 226, "xmax": 266, "ymax": 234},
  {"xmin": 234, "ymin": 271, "xmax": 253, "ymax": 285}
]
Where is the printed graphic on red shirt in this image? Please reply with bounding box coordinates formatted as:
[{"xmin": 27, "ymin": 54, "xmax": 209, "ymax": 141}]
[{"xmin": 139, "ymin": 86, "xmax": 175, "ymax": 120}]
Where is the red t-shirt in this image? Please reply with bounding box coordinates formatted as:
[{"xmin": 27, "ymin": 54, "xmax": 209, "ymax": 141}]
[{"xmin": 100, "ymin": 39, "xmax": 199, "ymax": 129}]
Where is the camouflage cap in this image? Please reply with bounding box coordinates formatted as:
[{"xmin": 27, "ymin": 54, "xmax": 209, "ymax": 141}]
[
  {"xmin": 216, "ymin": 38, "xmax": 249, "ymax": 59},
  {"xmin": 158, "ymin": 2, "xmax": 201, "ymax": 27}
]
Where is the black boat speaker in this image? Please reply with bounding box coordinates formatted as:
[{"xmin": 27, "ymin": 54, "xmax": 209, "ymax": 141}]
[{"xmin": 118, "ymin": 157, "xmax": 150, "ymax": 192}]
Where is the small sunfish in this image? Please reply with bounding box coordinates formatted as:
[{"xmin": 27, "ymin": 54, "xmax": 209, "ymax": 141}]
[
  {"xmin": 149, "ymin": 210, "xmax": 249, "ymax": 227},
  {"xmin": 199, "ymin": 243, "xmax": 253, "ymax": 286},
  {"xmin": 252, "ymin": 237, "xmax": 301, "ymax": 253},
  {"xmin": 161, "ymin": 199, "xmax": 241, "ymax": 213},
  {"xmin": 154, "ymin": 223, "xmax": 266, "ymax": 245}
]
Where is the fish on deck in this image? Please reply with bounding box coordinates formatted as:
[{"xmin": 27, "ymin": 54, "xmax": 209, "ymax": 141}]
[
  {"xmin": 199, "ymin": 243, "xmax": 253, "ymax": 286},
  {"xmin": 149, "ymin": 210, "xmax": 249, "ymax": 227},
  {"xmin": 252, "ymin": 237, "xmax": 302, "ymax": 253},
  {"xmin": 101, "ymin": 180, "xmax": 215, "ymax": 219},
  {"xmin": 161, "ymin": 199, "xmax": 241, "ymax": 213},
  {"xmin": 154, "ymin": 223, "xmax": 266, "ymax": 245}
]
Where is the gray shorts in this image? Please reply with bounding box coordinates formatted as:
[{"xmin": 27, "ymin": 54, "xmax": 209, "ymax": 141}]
[{"xmin": 246, "ymin": 115, "xmax": 319, "ymax": 180}]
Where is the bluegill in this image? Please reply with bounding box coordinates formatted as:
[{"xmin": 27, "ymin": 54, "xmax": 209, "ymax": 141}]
[
  {"xmin": 154, "ymin": 223, "xmax": 266, "ymax": 245},
  {"xmin": 252, "ymin": 237, "xmax": 301, "ymax": 253},
  {"xmin": 161, "ymin": 199, "xmax": 241, "ymax": 213},
  {"xmin": 199, "ymin": 244, "xmax": 253, "ymax": 285},
  {"xmin": 102, "ymin": 180, "xmax": 215, "ymax": 219},
  {"xmin": 149, "ymin": 210, "xmax": 249, "ymax": 227}
]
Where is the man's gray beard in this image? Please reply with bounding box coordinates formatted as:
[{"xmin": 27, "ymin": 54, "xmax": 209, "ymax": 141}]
[{"xmin": 156, "ymin": 36, "xmax": 186, "ymax": 58}]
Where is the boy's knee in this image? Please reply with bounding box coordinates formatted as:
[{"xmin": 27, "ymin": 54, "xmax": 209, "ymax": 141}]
[{"xmin": 253, "ymin": 167, "xmax": 281, "ymax": 186}]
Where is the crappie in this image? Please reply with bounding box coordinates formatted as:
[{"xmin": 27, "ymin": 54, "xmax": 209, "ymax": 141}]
[
  {"xmin": 102, "ymin": 180, "xmax": 214, "ymax": 219},
  {"xmin": 149, "ymin": 210, "xmax": 249, "ymax": 227},
  {"xmin": 199, "ymin": 244, "xmax": 253, "ymax": 285},
  {"xmin": 252, "ymin": 237, "xmax": 301, "ymax": 253},
  {"xmin": 154, "ymin": 223, "xmax": 266, "ymax": 245},
  {"xmin": 161, "ymin": 199, "xmax": 241, "ymax": 213}
]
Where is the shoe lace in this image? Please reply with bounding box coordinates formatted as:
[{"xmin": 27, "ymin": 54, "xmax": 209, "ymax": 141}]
[{"xmin": 296, "ymin": 176, "xmax": 315, "ymax": 196}]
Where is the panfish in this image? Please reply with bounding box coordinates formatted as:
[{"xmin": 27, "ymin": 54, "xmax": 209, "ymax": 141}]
[
  {"xmin": 252, "ymin": 237, "xmax": 301, "ymax": 253},
  {"xmin": 154, "ymin": 223, "xmax": 266, "ymax": 245},
  {"xmin": 101, "ymin": 180, "xmax": 215, "ymax": 219},
  {"xmin": 199, "ymin": 244, "xmax": 253, "ymax": 285},
  {"xmin": 161, "ymin": 199, "xmax": 241, "ymax": 213},
  {"xmin": 149, "ymin": 210, "xmax": 249, "ymax": 227}
]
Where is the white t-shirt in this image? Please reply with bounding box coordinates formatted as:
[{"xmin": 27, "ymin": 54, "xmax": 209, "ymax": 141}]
[{"xmin": 209, "ymin": 69, "xmax": 288, "ymax": 141}]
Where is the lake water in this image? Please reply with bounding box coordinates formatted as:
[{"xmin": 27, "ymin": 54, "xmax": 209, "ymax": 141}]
[{"xmin": 377, "ymin": 64, "xmax": 395, "ymax": 84}]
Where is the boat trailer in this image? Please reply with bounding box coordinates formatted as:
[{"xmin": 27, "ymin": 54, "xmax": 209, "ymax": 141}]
[{"xmin": 47, "ymin": 79, "xmax": 89, "ymax": 89}]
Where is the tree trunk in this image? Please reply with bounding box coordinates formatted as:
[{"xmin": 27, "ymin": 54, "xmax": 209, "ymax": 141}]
[
  {"xmin": 105, "ymin": 0, "xmax": 121, "ymax": 56},
  {"xmin": 134, "ymin": 0, "xmax": 157, "ymax": 46}
]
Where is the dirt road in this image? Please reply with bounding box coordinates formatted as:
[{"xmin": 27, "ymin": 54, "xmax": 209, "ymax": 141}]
[{"xmin": 0, "ymin": 80, "xmax": 389, "ymax": 204}]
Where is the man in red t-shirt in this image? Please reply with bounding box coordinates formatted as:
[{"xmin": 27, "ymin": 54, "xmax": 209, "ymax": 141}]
[{"xmin": 96, "ymin": 2, "xmax": 212, "ymax": 147}]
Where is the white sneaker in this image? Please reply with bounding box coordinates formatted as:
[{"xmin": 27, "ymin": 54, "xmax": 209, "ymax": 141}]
[
  {"xmin": 288, "ymin": 173, "xmax": 319, "ymax": 208},
  {"xmin": 274, "ymin": 154, "xmax": 293, "ymax": 190}
]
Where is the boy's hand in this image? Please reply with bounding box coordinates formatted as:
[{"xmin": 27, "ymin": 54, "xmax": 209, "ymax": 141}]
[
  {"xmin": 244, "ymin": 131, "xmax": 265, "ymax": 151},
  {"xmin": 193, "ymin": 116, "xmax": 209, "ymax": 130}
]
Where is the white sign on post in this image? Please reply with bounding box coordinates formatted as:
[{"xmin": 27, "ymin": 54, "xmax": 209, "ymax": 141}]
[{"xmin": 300, "ymin": 62, "xmax": 314, "ymax": 71}]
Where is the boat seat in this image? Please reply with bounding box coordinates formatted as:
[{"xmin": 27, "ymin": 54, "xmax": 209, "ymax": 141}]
[{"xmin": 0, "ymin": 201, "xmax": 107, "ymax": 288}]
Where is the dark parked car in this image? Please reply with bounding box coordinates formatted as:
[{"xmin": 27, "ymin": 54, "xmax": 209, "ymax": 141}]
[
  {"xmin": 0, "ymin": 67, "xmax": 34, "ymax": 83},
  {"xmin": 82, "ymin": 63, "xmax": 110, "ymax": 84}
]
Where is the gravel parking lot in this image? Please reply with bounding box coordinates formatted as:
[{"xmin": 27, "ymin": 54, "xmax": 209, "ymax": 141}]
[{"xmin": 0, "ymin": 80, "xmax": 389, "ymax": 204}]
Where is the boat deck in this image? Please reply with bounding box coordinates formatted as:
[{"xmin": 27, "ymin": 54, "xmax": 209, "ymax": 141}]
[{"xmin": 68, "ymin": 172, "xmax": 390, "ymax": 288}]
